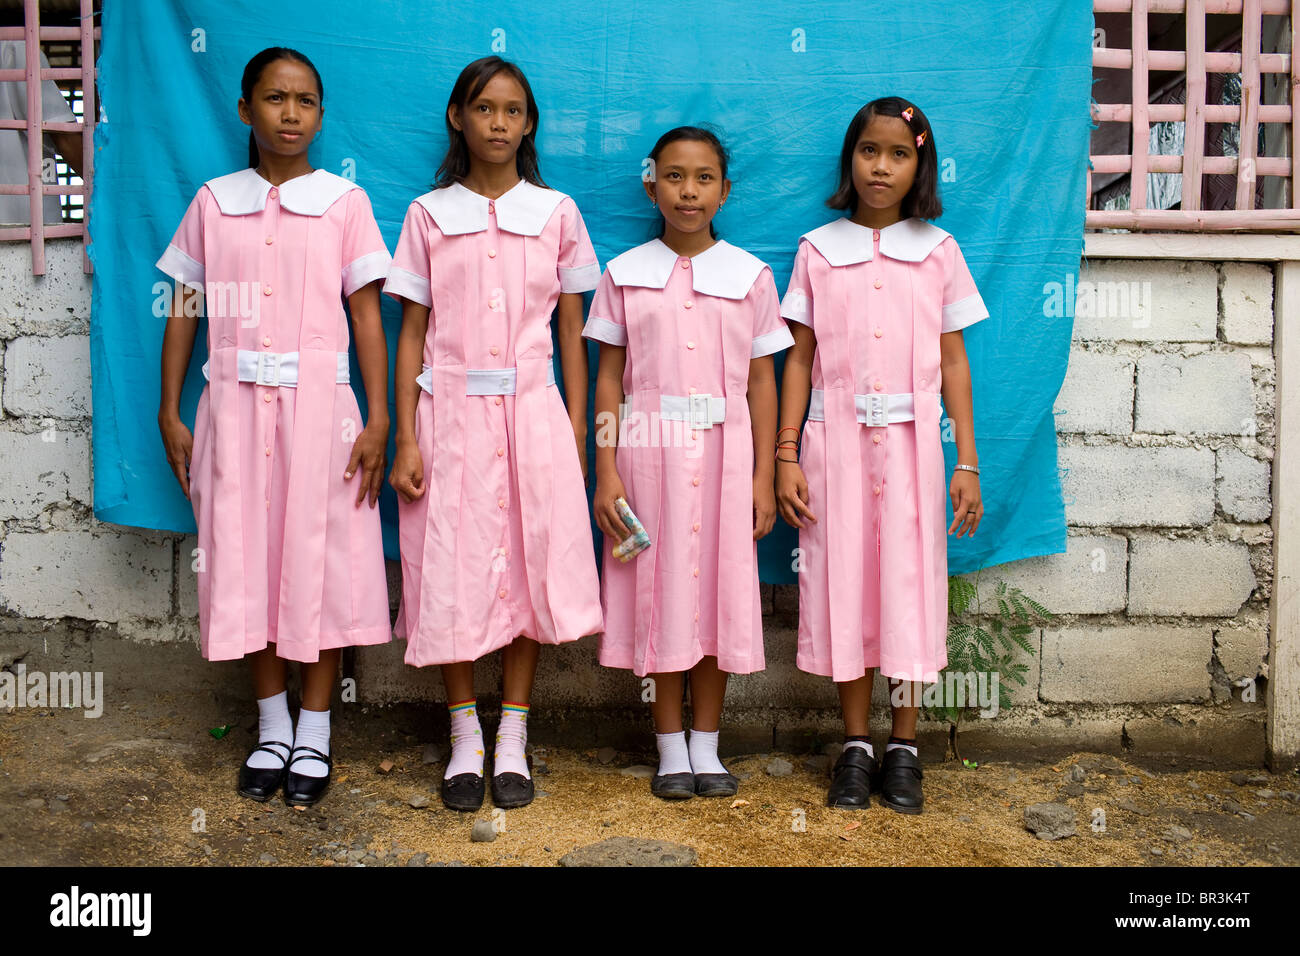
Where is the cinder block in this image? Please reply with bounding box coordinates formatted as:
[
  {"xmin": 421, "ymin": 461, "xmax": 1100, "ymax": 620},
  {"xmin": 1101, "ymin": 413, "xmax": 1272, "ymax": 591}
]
[
  {"xmin": 1, "ymin": 334, "xmax": 91, "ymax": 418},
  {"xmin": 1053, "ymin": 348, "xmax": 1134, "ymax": 434},
  {"xmin": 1059, "ymin": 444, "xmax": 1214, "ymax": 527},
  {"xmin": 1040, "ymin": 626, "xmax": 1212, "ymax": 703},
  {"xmin": 1216, "ymin": 447, "xmax": 1271, "ymax": 522},
  {"xmin": 0, "ymin": 240, "xmax": 91, "ymax": 338},
  {"xmin": 1072, "ymin": 260, "xmax": 1217, "ymax": 342},
  {"xmin": 973, "ymin": 534, "xmax": 1127, "ymax": 615},
  {"xmin": 1215, "ymin": 616, "xmax": 1269, "ymax": 683},
  {"xmin": 0, "ymin": 529, "xmax": 172, "ymax": 622},
  {"xmin": 0, "ymin": 427, "xmax": 90, "ymax": 519},
  {"xmin": 1220, "ymin": 262, "xmax": 1274, "ymax": 346},
  {"xmin": 1128, "ymin": 537, "xmax": 1257, "ymax": 616},
  {"xmin": 1135, "ymin": 351, "xmax": 1254, "ymax": 436}
]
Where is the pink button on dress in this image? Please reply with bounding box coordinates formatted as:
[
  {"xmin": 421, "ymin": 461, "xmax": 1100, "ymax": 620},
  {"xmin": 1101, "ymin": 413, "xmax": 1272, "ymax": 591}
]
[
  {"xmin": 156, "ymin": 168, "xmax": 394, "ymax": 662},
  {"xmin": 584, "ymin": 239, "xmax": 795, "ymax": 677},
  {"xmin": 780, "ymin": 217, "xmax": 988, "ymax": 683},
  {"xmin": 384, "ymin": 180, "xmax": 603, "ymax": 667}
]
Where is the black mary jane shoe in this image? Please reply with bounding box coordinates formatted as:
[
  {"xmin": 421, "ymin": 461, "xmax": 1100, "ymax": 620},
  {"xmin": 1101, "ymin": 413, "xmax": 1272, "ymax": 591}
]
[
  {"xmin": 827, "ymin": 746, "xmax": 878, "ymax": 809},
  {"xmin": 650, "ymin": 772, "xmax": 696, "ymax": 800},
  {"xmin": 491, "ymin": 772, "xmax": 535, "ymax": 809},
  {"xmin": 877, "ymin": 747, "xmax": 924, "ymax": 815},
  {"xmin": 694, "ymin": 765, "xmax": 739, "ymax": 798},
  {"xmin": 283, "ymin": 745, "xmax": 333, "ymax": 808},
  {"xmin": 441, "ymin": 773, "xmax": 486, "ymax": 812},
  {"xmin": 237, "ymin": 740, "xmax": 292, "ymax": 802}
]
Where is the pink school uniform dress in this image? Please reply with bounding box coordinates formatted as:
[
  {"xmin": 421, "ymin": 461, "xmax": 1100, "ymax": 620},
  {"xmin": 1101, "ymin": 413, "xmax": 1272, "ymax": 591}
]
[
  {"xmin": 583, "ymin": 239, "xmax": 795, "ymax": 677},
  {"xmin": 780, "ymin": 217, "xmax": 987, "ymax": 683},
  {"xmin": 384, "ymin": 180, "xmax": 604, "ymax": 667},
  {"xmin": 155, "ymin": 168, "xmax": 394, "ymax": 662}
]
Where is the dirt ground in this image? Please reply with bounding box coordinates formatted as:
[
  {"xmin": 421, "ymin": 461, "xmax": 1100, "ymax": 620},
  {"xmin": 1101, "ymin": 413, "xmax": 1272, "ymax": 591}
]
[{"xmin": 2, "ymin": 690, "xmax": 1298, "ymax": 867}]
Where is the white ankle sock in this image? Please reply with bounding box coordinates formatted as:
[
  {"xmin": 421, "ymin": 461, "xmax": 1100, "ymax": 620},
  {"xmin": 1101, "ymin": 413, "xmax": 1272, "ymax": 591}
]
[
  {"xmin": 290, "ymin": 707, "xmax": 331, "ymax": 778},
  {"xmin": 445, "ymin": 699, "xmax": 484, "ymax": 779},
  {"xmin": 844, "ymin": 739, "xmax": 875, "ymax": 758},
  {"xmin": 885, "ymin": 741, "xmax": 918, "ymax": 757},
  {"xmin": 493, "ymin": 702, "xmax": 530, "ymax": 778},
  {"xmin": 687, "ymin": 729, "xmax": 727, "ymax": 774},
  {"xmin": 245, "ymin": 691, "xmax": 293, "ymax": 770},
  {"xmin": 655, "ymin": 731, "xmax": 692, "ymax": 776}
]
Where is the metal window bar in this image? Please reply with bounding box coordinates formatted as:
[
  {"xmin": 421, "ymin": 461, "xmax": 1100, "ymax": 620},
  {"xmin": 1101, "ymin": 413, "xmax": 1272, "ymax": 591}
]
[
  {"xmin": 1091, "ymin": 0, "xmax": 1300, "ymax": 230},
  {"xmin": 0, "ymin": 0, "xmax": 96, "ymax": 274}
]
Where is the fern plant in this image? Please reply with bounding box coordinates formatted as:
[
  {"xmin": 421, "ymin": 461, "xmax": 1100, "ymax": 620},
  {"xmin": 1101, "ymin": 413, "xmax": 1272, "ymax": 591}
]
[{"xmin": 924, "ymin": 574, "xmax": 1055, "ymax": 763}]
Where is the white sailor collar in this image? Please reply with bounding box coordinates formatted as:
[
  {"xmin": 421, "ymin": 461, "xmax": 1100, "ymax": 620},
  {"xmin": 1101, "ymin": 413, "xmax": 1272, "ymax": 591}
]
[
  {"xmin": 802, "ymin": 217, "xmax": 949, "ymax": 267},
  {"xmin": 205, "ymin": 168, "xmax": 357, "ymax": 217},
  {"xmin": 415, "ymin": 179, "xmax": 567, "ymax": 237},
  {"xmin": 606, "ymin": 239, "xmax": 767, "ymax": 301}
]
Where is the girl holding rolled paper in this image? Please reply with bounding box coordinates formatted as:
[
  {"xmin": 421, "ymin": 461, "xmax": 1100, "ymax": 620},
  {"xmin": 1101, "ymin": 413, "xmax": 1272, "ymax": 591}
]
[
  {"xmin": 587, "ymin": 126, "xmax": 792, "ymax": 800},
  {"xmin": 775, "ymin": 98, "xmax": 986, "ymax": 814},
  {"xmin": 386, "ymin": 56, "xmax": 603, "ymax": 812}
]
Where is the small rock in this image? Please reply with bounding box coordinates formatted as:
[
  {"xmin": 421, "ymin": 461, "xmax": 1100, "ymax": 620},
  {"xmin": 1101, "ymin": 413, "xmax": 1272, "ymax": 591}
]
[
  {"xmin": 422, "ymin": 745, "xmax": 442, "ymax": 765},
  {"xmin": 559, "ymin": 836, "xmax": 697, "ymax": 867},
  {"xmin": 766, "ymin": 757, "xmax": 794, "ymax": 777},
  {"xmin": 1061, "ymin": 781, "xmax": 1084, "ymax": 798},
  {"xmin": 24, "ymin": 798, "xmax": 45, "ymax": 810},
  {"xmin": 620, "ymin": 765, "xmax": 655, "ymax": 779},
  {"xmin": 346, "ymin": 849, "xmax": 366, "ymax": 862},
  {"xmin": 1239, "ymin": 811, "xmax": 1255, "ymax": 822},
  {"xmin": 596, "ymin": 747, "xmax": 617, "ymax": 765},
  {"xmin": 471, "ymin": 820, "xmax": 497, "ymax": 843},
  {"xmin": 1267, "ymin": 842, "xmax": 1281, "ymax": 853},
  {"xmin": 1023, "ymin": 802, "xmax": 1077, "ymax": 841},
  {"xmin": 803, "ymin": 755, "xmax": 831, "ymax": 775},
  {"xmin": 534, "ymin": 789, "xmax": 550, "ymax": 798},
  {"xmin": 1163, "ymin": 825, "xmax": 1193, "ymax": 843},
  {"xmin": 1195, "ymin": 844, "xmax": 1208, "ymax": 853},
  {"xmin": 407, "ymin": 794, "xmax": 430, "ymax": 809},
  {"xmin": 1246, "ymin": 772, "xmax": 1270, "ymax": 785},
  {"xmin": 1229, "ymin": 772, "xmax": 1249, "ymax": 786},
  {"xmin": 407, "ymin": 852, "xmax": 428, "ymax": 867},
  {"xmin": 361, "ymin": 854, "xmax": 379, "ymax": 865},
  {"xmin": 1066, "ymin": 765, "xmax": 1086, "ymax": 783},
  {"xmin": 48, "ymin": 801, "xmax": 68, "ymax": 815},
  {"xmin": 1281, "ymin": 791, "xmax": 1300, "ymax": 803},
  {"xmin": 533, "ymin": 759, "xmax": 550, "ymax": 776},
  {"xmin": 55, "ymin": 794, "xmax": 70, "ymax": 802},
  {"xmin": 1006, "ymin": 770, "xmax": 1018, "ymax": 783},
  {"xmin": 1115, "ymin": 799, "xmax": 1150, "ymax": 817},
  {"xmin": 1149, "ymin": 845, "xmax": 1164, "ymax": 856},
  {"xmin": 1222, "ymin": 798, "xmax": 1243, "ymax": 814},
  {"xmin": 1256, "ymin": 789, "xmax": 1276, "ymax": 799},
  {"xmin": 1187, "ymin": 781, "xmax": 1200, "ymax": 790},
  {"xmin": 957, "ymin": 815, "xmax": 972, "ymax": 823},
  {"xmin": 734, "ymin": 771, "xmax": 751, "ymax": 781},
  {"xmin": 258, "ymin": 853, "xmax": 278, "ymax": 864}
]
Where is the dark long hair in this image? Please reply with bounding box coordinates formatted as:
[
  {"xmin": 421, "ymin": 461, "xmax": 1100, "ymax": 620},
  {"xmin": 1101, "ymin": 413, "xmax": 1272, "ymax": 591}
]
[
  {"xmin": 647, "ymin": 125, "xmax": 731, "ymax": 240},
  {"xmin": 434, "ymin": 56, "xmax": 545, "ymax": 189},
  {"xmin": 240, "ymin": 47, "xmax": 324, "ymax": 169},
  {"xmin": 827, "ymin": 96, "xmax": 941, "ymax": 220}
]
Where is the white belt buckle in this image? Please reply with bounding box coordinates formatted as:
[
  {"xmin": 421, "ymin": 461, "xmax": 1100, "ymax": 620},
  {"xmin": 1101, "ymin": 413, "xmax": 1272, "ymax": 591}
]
[
  {"xmin": 866, "ymin": 394, "xmax": 886, "ymax": 427},
  {"xmin": 688, "ymin": 393, "xmax": 714, "ymax": 430},
  {"xmin": 255, "ymin": 352, "xmax": 281, "ymax": 387},
  {"xmin": 499, "ymin": 374, "xmax": 513, "ymax": 393}
]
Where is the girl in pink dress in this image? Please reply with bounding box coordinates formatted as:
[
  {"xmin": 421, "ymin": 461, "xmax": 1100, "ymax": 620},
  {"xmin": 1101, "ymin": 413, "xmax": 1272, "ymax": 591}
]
[
  {"xmin": 776, "ymin": 97, "xmax": 986, "ymax": 814},
  {"xmin": 157, "ymin": 48, "xmax": 392, "ymax": 807},
  {"xmin": 386, "ymin": 57, "xmax": 602, "ymax": 812},
  {"xmin": 587, "ymin": 128, "xmax": 792, "ymax": 800}
]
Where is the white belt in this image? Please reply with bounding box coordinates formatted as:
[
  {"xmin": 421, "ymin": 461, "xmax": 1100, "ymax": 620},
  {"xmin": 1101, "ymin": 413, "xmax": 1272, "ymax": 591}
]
[
  {"xmin": 201, "ymin": 350, "xmax": 350, "ymax": 387},
  {"xmin": 625, "ymin": 393, "xmax": 726, "ymax": 429},
  {"xmin": 807, "ymin": 388, "xmax": 914, "ymax": 426},
  {"xmin": 416, "ymin": 364, "xmax": 557, "ymax": 396}
]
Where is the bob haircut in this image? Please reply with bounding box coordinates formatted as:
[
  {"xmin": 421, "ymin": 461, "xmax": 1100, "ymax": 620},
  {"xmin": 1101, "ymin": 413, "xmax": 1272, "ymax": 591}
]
[
  {"xmin": 434, "ymin": 56, "xmax": 545, "ymax": 189},
  {"xmin": 826, "ymin": 96, "xmax": 942, "ymax": 221}
]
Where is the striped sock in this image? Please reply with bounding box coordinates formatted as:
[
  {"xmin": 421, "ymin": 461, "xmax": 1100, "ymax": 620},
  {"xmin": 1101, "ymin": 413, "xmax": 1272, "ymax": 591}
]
[
  {"xmin": 445, "ymin": 698, "xmax": 484, "ymax": 779},
  {"xmin": 494, "ymin": 701, "xmax": 530, "ymax": 779}
]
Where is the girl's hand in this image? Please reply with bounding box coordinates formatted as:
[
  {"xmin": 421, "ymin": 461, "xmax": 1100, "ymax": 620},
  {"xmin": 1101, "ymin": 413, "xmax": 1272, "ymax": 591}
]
[
  {"xmin": 593, "ymin": 471, "xmax": 628, "ymax": 542},
  {"xmin": 775, "ymin": 459, "xmax": 817, "ymax": 529},
  {"xmin": 158, "ymin": 414, "xmax": 194, "ymax": 500},
  {"xmin": 388, "ymin": 439, "xmax": 425, "ymax": 504},
  {"xmin": 345, "ymin": 422, "xmax": 388, "ymax": 508},
  {"xmin": 753, "ymin": 474, "xmax": 776, "ymax": 540},
  {"xmin": 948, "ymin": 470, "xmax": 982, "ymax": 536}
]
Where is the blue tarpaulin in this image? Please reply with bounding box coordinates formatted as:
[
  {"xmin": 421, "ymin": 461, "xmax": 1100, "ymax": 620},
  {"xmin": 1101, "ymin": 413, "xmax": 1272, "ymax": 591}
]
[{"xmin": 89, "ymin": 0, "xmax": 1091, "ymax": 580}]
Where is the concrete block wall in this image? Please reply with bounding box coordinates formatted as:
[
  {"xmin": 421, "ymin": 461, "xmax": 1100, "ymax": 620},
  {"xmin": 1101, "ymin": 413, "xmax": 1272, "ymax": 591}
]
[{"xmin": 0, "ymin": 241, "xmax": 1277, "ymax": 759}]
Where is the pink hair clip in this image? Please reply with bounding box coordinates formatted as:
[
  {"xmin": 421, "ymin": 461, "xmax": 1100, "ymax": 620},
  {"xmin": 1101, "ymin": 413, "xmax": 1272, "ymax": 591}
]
[
  {"xmin": 900, "ymin": 106, "xmax": 914, "ymax": 123},
  {"xmin": 915, "ymin": 130, "xmax": 927, "ymax": 148}
]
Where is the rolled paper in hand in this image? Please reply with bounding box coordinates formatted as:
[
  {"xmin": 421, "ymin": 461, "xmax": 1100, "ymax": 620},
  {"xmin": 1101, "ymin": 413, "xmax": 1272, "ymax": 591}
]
[{"xmin": 612, "ymin": 496, "xmax": 651, "ymax": 562}]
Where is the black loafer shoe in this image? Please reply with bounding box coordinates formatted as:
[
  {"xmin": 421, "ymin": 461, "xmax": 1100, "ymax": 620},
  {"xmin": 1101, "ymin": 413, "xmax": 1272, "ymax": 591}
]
[
  {"xmin": 283, "ymin": 745, "xmax": 332, "ymax": 807},
  {"xmin": 877, "ymin": 747, "xmax": 924, "ymax": 815},
  {"xmin": 441, "ymin": 772, "xmax": 486, "ymax": 812},
  {"xmin": 491, "ymin": 772, "xmax": 535, "ymax": 809},
  {"xmin": 827, "ymin": 746, "xmax": 878, "ymax": 809},
  {"xmin": 237, "ymin": 740, "xmax": 291, "ymax": 802},
  {"xmin": 650, "ymin": 772, "xmax": 695, "ymax": 800},
  {"xmin": 694, "ymin": 769, "xmax": 739, "ymax": 798}
]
